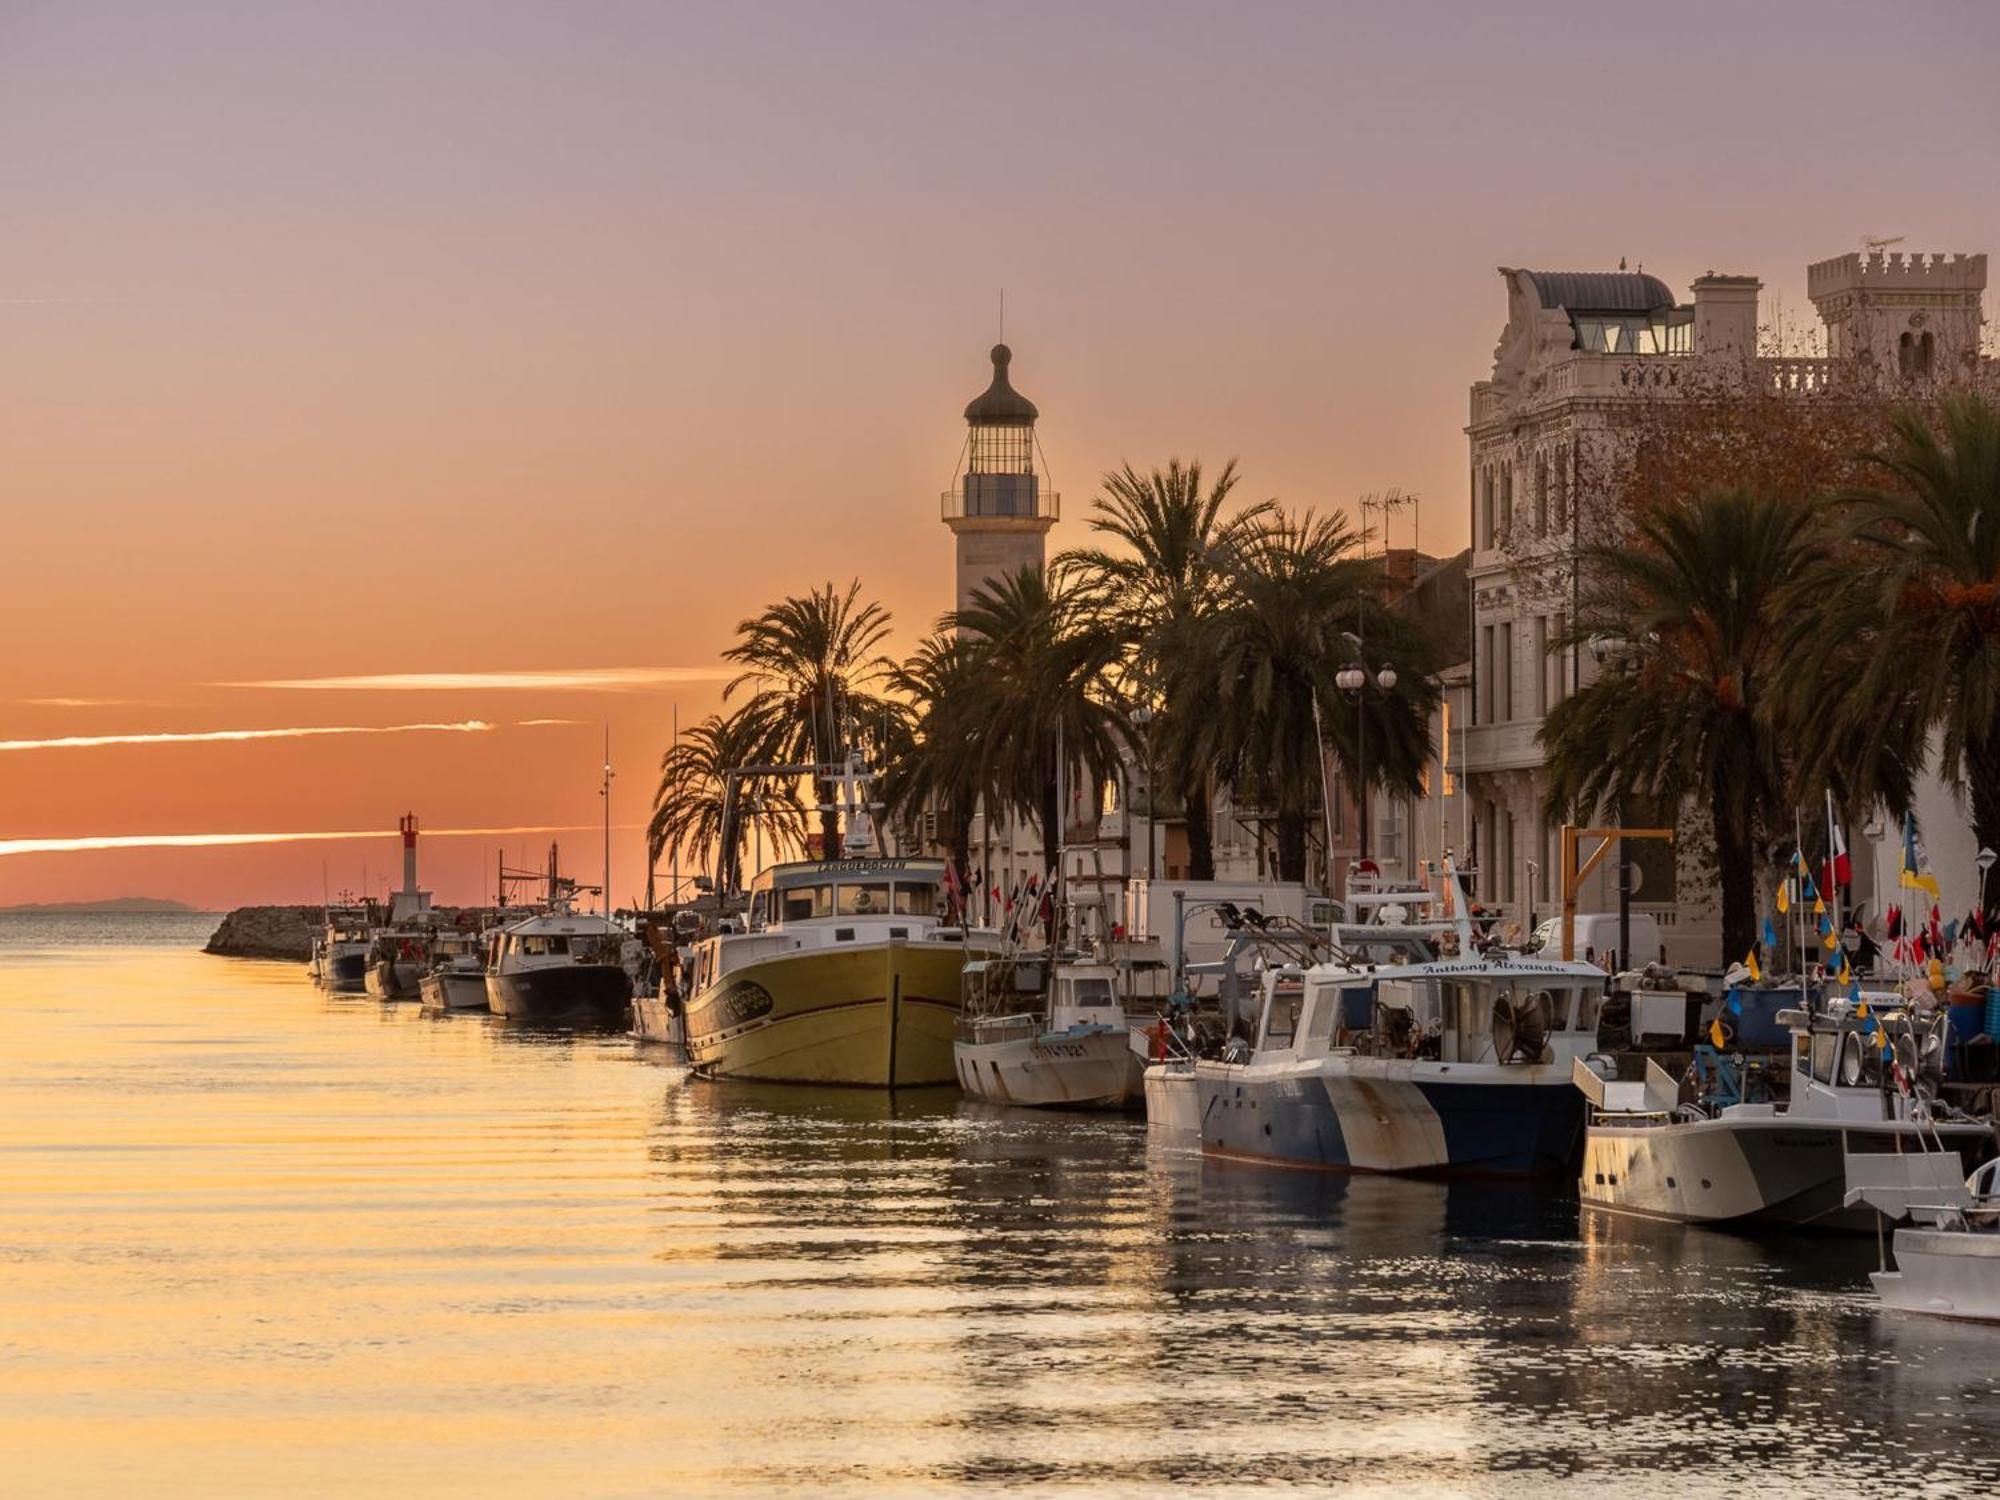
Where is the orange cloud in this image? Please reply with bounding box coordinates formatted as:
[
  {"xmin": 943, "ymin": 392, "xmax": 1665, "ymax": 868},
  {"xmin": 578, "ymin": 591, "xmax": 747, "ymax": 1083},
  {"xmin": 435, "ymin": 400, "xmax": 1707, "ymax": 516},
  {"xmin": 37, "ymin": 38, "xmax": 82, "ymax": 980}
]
[
  {"xmin": 0, "ymin": 721, "xmax": 495, "ymax": 753},
  {"xmin": 0, "ymin": 824, "xmax": 645, "ymax": 858},
  {"xmin": 224, "ymin": 668, "xmax": 731, "ymax": 692}
]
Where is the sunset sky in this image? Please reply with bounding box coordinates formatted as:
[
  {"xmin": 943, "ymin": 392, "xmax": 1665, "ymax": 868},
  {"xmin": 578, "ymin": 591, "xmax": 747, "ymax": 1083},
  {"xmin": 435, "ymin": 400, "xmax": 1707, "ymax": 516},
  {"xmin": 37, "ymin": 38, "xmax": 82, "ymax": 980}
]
[{"xmin": 5, "ymin": 1, "xmax": 1999, "ymax": 908}]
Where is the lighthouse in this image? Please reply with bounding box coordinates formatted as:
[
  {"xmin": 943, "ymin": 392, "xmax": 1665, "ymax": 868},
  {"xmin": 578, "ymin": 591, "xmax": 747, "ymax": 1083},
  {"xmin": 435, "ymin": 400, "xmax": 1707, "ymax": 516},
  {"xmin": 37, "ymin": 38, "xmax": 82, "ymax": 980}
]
[{"xmin": 941, "ymin": 344, "xmax": 1058, "ymax": 620}]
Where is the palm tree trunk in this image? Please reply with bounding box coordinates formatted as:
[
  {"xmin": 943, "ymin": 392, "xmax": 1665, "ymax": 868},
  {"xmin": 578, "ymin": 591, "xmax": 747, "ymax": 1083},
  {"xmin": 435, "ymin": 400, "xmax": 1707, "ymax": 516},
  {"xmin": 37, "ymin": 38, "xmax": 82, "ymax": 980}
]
[
  {"xmin": 1711, "ymin": 772, "xmax": 1756, "ymax": 967},
  {"xmin": 1183, "ymin": 774, "xmax": 1215, "ymax": 881},
  {"xmin": 1275, "ymin": 812, "xmax": 1308, "ymax": 884}
]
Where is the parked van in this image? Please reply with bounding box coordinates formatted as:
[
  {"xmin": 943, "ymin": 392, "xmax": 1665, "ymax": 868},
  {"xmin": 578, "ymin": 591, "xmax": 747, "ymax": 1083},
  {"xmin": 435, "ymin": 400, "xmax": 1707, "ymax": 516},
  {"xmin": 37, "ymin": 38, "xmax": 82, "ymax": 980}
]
[{"xmin": 1530, "ymin": 912, "xmax": 1663, "ymax": 969}]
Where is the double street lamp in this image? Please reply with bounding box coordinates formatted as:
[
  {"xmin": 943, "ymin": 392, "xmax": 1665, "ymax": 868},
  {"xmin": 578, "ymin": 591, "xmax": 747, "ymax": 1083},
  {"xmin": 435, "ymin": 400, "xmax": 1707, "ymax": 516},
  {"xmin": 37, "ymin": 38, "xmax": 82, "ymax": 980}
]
[{"xmin": 1335, "ymin": 659, "xmax": 1398, "ymax": 862}]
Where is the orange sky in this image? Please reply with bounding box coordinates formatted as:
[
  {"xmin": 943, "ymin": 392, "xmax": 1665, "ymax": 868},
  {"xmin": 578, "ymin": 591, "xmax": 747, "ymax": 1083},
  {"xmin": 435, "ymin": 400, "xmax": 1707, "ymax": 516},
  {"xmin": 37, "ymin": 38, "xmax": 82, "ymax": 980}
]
[{"xmin": 5, "ymin": 2, "xmax": 1999, "ymax": 908}]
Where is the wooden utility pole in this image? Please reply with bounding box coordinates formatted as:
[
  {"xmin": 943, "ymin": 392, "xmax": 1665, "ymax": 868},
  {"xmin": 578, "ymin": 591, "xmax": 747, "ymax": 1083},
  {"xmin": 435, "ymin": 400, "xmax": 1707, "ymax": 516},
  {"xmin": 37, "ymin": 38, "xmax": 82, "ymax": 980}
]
[{"xmin": 1559, "ymin": 824, "xmax": 1675, "ymax": 962}]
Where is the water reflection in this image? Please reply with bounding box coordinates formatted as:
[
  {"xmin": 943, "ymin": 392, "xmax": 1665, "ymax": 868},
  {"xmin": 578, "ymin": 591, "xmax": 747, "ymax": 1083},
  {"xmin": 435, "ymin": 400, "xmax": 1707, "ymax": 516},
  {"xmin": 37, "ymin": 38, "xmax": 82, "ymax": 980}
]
[{"xmin": 5, "ymin": 939, "xmax": 2000, "ymax": 1496}]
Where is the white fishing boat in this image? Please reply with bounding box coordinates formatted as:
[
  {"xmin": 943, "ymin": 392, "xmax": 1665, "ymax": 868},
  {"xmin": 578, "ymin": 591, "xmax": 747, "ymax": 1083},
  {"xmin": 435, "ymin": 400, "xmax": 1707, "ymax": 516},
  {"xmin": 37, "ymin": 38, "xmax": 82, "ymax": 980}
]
[
  {"xmin": 1577, "ymin": 1000, "xmax": 1992, "ymax": 1229},
  {"xmin": 1849, "ymin": 1156, "xmax": 2000, "ymax": 1321},
  {"xmin": 418, "ymin": 929, "xmax": 489, "ymax": 1012},
  {"xmin": 314, "ymin": 901, "xmax": 373, "ymax": 992},
  {"xmin": 955, "ymin": 957, "xmax": 1142, "ymax": 1109},
  {"xmin": 486, "ymin": 849, "xmax": 633, "ymax": 1028},
  {"xmin": 1194, "ymin": 872, "xmax": 1612, "ymax": 1176}
]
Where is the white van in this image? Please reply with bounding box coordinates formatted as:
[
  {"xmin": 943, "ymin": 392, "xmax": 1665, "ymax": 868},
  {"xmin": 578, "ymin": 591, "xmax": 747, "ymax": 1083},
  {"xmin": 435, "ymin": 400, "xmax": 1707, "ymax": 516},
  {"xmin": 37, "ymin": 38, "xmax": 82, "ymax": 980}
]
[{"xmin": 1530, "ymin": 912, "xmax": 1663, "ymax": 969}]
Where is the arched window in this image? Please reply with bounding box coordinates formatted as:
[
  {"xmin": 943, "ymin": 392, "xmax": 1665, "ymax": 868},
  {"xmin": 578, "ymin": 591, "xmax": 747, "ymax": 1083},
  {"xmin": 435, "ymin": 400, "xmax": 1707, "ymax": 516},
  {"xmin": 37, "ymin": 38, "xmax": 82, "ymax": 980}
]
[
  {"xmin": 1535, "ymin": 455, "xmax": 1550, "ymax": 535},
  {"xmin": 1919, "ymin": 331, "xmax": 1936, "ymax": 377}
]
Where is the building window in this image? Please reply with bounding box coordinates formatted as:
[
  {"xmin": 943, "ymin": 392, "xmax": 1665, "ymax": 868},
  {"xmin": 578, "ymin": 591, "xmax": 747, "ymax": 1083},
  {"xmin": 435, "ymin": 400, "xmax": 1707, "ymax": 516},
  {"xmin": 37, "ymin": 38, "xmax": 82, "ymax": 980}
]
[
  {"xmin": 1503, "ymin": 812, "xmax": 1516, "ymax": 902},
  {"xmin": 1498, "ymin": 622, "xmax": 1513, "ymax": 721},
  {"xmin": 1533, "ymin": 616, "xmax": 1549, "ymax": 717},
  {"xmin": 1480, "ymin": 625, "xmax": 1495, "ymax": 723},
  {"xmin": 1499, "ymin": 469, "xmax": 1514, "ymax": 538},
  {"xmin": 1535, "ymin": 455, "xmax": 1549, "ymax": 535},
  {"xmin": 1479, "ymin": 468, "xmax": 1494, "ymax": 549}
]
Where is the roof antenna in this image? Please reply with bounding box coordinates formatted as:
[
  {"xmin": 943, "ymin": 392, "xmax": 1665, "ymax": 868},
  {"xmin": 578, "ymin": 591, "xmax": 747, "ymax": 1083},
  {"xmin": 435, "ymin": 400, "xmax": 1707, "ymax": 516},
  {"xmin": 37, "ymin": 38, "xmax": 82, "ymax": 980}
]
[{"xmin": 998, "ymin": 288, "xmax": 1005, "ymax": 343}]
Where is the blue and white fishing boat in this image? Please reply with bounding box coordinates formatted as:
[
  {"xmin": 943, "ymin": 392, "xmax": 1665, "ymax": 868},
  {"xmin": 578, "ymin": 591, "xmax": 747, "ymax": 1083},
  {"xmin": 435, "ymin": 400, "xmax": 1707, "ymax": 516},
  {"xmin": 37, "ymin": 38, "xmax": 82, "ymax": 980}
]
[{"xmin": 1193, "ymin": 874, "xmax": 1611, "ymax": 1177}]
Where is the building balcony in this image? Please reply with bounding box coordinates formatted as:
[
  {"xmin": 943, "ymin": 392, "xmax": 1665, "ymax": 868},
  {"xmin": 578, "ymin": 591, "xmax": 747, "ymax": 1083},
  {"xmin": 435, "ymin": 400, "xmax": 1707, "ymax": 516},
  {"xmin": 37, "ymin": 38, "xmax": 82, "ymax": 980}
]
[
  {"xmin": 941, "ymin": 475, "xmax": 1059, "ymax": 524},
  {"xmin": 1461, "ymin": 718, "xmax": 1547, "ymax": 774}
]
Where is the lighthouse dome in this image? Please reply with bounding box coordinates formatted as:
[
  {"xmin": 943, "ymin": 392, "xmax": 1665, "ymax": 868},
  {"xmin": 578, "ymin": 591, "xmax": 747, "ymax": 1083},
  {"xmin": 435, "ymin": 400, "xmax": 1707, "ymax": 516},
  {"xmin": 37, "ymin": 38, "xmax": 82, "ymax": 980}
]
[{"xmin": 963, "ymin": 344, "xmax": 1039, "ymax": 425}]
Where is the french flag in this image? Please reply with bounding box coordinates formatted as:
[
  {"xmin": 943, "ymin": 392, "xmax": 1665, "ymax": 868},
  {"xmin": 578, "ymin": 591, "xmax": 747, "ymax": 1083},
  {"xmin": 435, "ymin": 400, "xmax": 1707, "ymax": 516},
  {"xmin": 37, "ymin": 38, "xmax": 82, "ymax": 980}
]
[{"xmin": 1823, "ymin": 821, "xmax": 1851, "ymax": 894}]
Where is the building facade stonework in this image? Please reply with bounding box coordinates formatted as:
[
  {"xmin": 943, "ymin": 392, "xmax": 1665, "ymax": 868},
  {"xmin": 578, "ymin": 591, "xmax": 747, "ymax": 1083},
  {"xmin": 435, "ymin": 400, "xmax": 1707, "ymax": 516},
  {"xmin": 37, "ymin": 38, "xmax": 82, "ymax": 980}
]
[{"xmin": 1465, "ymin": 250, "xmax": 1994, "ymax": 965}]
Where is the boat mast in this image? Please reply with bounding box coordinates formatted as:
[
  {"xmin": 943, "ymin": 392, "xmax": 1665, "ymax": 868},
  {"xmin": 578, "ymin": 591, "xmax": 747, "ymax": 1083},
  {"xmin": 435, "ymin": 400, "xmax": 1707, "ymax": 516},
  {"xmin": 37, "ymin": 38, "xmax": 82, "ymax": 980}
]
[{"xmin": 601, "ymin": 723, "xmax": 613, "ymax": 917}]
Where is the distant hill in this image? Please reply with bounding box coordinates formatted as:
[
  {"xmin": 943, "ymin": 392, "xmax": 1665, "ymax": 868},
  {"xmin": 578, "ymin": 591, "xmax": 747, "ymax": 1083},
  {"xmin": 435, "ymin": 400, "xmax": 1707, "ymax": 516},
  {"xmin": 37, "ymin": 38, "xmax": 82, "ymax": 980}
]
[{"xmin": 0, "ymin": 896, "xmax": 201, "ymax": 914}]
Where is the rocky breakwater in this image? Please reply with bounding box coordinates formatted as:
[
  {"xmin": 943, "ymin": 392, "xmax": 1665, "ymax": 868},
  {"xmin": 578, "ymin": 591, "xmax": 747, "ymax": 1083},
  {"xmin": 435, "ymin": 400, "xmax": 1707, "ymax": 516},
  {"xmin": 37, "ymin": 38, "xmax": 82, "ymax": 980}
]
[{"xmin": 204, "ymin": 905, "xmax": 319, "ymax": 961}]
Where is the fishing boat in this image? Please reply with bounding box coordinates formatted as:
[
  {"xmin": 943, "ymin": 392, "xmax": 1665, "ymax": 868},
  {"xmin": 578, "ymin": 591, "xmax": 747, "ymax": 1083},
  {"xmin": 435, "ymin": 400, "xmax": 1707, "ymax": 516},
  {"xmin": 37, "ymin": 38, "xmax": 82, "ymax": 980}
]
[
  {"xmin": 314, "ymin": 901, "xmax": 373, "ymax": 992},
  {"xmin": 1577, "ymin": 998, "xmax": 1992, "ymax": 1229},
  {"xmin": 1848, "ymin": 1154, "xmax": 2000, "ymax": 1321},
  {"xmin": 630, "ymin": 909, "xmax": 704, "ymax": 1052},
  {"xmin": 485, "ymin": 844, "xmax": 633, "ymax": 1027},
  {"xmin": 418, "ymin": 929, "xmax": 489, "ymax": 1012},
  {"xmin": 955, "ymin": 956, "xmax": 1142, "ymax": 1108},
  {"xmin": 1194, "ymin": 873, "xmax": 1613, "ymax": 1176},
  {"xmin": 682, "ymin": 753, "xmax": 995, "ymax": 1086}
]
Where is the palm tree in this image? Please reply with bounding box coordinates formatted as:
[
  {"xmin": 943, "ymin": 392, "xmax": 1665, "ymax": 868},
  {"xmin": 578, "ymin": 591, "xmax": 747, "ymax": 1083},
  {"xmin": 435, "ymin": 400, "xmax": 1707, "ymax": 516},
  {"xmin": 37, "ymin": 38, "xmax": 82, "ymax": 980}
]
[
  {"xmin": 724, "ymin": 580, "xmax": 896, "ymax": 855},
  {"xmin": 878, "ymin": 632, "xmax": 993, "ymax": 877},
  {"xmin": 952, "ymin": 564, "xmax": 1130, "ymax": 870},
  {"xmin": 1799, "ymin": 394, "xmax": 2000, "ymax": 860},
  {"xmin": 1542, "ymin": 487, "xmax": 1822, "ymax": 963},
  {"xmin": 1185, "ymin": 508, "xmax": 1436, "ymax": 883},
  {"xmin": 1060, "ymin": 458, "xmax": 1273, "ymax": 879},
  {"xmin": 647, "ymin": 709, "xmax": 806, "ymax": 895}
]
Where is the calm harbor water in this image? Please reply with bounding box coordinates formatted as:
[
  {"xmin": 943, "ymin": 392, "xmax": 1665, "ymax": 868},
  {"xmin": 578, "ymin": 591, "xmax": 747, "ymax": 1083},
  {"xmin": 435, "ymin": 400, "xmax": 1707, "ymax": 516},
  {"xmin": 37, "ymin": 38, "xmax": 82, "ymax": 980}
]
[{"xmin": 3, "ymin": 917, "xmax": 1997, "ymax": 1497}]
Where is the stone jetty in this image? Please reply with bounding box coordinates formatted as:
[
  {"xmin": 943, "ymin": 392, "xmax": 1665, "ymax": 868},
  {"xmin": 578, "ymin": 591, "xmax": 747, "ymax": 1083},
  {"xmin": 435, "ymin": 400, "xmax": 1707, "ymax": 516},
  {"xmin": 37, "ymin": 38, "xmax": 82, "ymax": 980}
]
[{"xmin": 204, "ymin": 905, "xmax": 320, "ymax": 961}]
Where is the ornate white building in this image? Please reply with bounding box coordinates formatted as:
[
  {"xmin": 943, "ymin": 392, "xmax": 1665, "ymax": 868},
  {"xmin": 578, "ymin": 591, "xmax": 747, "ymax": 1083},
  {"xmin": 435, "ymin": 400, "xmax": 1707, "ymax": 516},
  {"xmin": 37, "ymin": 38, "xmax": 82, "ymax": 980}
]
[{"xmin": 1465, "ymin": 249, "xmax": 1993, "ymax": 964}]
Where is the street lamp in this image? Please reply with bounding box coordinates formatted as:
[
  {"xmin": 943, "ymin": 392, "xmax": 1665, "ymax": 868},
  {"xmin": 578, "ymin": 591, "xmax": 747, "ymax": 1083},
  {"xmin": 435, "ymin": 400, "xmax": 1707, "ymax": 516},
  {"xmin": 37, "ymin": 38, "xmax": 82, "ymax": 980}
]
[
  {"xmin": 1337, "ymin": 659, "xmax": 1397, "ymax": 861},
  {"xmin": 1132, "ymin": 704, "xmax": 1157, "ymax": 882}
]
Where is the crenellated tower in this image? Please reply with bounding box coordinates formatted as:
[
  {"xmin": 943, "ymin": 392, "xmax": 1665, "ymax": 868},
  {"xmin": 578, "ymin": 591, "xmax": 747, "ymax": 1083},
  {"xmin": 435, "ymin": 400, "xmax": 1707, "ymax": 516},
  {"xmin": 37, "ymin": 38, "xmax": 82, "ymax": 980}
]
[
  {"xmin": 941, "ymin": 344, "xmax": 1058, "ymax": 624},
  {"xmin": 1808, "ymin": 249, "xmax": 1987, "ymax": 380}
]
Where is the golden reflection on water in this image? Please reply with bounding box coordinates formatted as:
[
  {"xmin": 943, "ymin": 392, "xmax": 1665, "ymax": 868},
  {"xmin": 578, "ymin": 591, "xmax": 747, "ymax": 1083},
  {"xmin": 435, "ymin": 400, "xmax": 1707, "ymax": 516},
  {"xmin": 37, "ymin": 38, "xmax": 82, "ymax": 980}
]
[{"xmin": 3, "ymin": 938, "xmax": 1999, "ymax": 1496}]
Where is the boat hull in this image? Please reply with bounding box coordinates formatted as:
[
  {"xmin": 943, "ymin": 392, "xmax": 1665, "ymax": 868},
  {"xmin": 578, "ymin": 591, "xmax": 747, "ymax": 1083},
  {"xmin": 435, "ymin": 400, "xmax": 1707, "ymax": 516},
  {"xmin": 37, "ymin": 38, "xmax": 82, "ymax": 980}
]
[
  {"xmin": 1581, "ymin": 1119, "xmax": 1994, "ymax": 1229},
  {"xmin": 486, "ymin": 964, "xmax": 633, "ymax": 1029},
  {"xmin": 1875, "ymin": 1227, "xmax": 2000, "ymax": 1321},
  {"xmin": 322, "ymin": 949, "xmax": 369, "ymax": 993},
  {"xmin": 631, "ymin": 994, "xmax": 686, "ymax": 1051},
  {"xmin": 366, "ymin": 958, "xmax": 425, "ymax": 1001},
  {"xmin": 953, "ymin": 1024, "xmax": 1140, "ymax": 1109},
  {"xmin": 1143, "ymin": 1062, "xmax": 1202, "ymax": 1134},
  {"xmin": 684, "ymin": 941, "xmax": 970, "ymax": 1087},
  {"xmin": 1197, "ymin": 1059, "xmax": 1585, "ymax": 1177},
  {"xmin": 419, "ymin": 969, "xmax": 490, "ymax": 1012}
]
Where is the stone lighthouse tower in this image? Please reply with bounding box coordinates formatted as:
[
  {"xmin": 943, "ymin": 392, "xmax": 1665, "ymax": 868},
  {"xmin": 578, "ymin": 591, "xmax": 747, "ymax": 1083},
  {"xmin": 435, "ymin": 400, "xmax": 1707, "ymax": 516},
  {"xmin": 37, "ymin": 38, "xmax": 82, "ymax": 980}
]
[{"xmin": 942, "ymin": 344, "xmax": 1058, "ymax": 621}]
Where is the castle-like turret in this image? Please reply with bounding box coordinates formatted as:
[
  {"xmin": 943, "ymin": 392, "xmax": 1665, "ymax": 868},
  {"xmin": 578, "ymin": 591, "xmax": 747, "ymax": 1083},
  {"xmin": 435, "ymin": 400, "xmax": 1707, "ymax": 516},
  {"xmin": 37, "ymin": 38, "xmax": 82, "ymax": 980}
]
[
  {"xmin": 941, "ymin": 344, "xmax": 1058, "ymax": 621},
  {"xmin": 1808, "ymin": 249, "xmax": 1987, "ymax": 379}
]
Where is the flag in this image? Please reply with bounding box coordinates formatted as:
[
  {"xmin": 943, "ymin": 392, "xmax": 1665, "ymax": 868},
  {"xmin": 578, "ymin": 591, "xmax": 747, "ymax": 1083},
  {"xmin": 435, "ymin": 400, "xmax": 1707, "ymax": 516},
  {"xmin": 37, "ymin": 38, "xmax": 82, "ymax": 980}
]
[
  {"xmin": 1813, "ymin": 895, "xmax": 1827, "ymax": 917},
  {"xmin": 1744, "ymin": 947, "xmax": 1761, "ymax": 982},
  {"xmin": 1709, "ymin": 1016, "xmax": 1728, "ymax": 1048},
  {"xmin": 1901, "ymin": 811, "xmax": 1941, "ymax": 899},
  {"xmin": 1830, "ymin": 819, "xmax": 1851, "ymax": 888},
  {"xmin": 1762, "ymin": 917, "xmax": 1778, "ymax": 952},
  {"xmin": 1777, "ymin": 879, "xmax": 1790, "ymax": 915}
]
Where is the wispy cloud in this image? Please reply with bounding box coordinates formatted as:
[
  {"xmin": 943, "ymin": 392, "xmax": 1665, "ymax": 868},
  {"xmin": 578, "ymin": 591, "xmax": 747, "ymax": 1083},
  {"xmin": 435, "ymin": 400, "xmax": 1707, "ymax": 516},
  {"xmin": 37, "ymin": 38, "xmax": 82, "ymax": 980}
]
[
  {"xmin": 0, "ymin": 721, "xmax": 494, "ymax": 754},
  {"xmin": 516, "ymin": 718, "xmax": 586, "ymax": 727},
  {"xmin": 0, "ymin": 824, "xmax": 647, "ymax": 858},
  {"xmin": 221, "ymin": 667, "xmax": 731, "ymax": 692},
  {"xmin": 21, "ymin": 697, "xmax": 146, "ymax": 708}
]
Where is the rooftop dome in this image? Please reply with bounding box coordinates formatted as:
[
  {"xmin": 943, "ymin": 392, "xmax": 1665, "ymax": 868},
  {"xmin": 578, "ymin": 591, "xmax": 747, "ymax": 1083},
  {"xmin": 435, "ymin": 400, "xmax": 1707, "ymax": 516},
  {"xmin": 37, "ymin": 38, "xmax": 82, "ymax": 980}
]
[
  {"xmin": 1523, "ymin": 270, "xmax": 1677, "ymax": 315},
  {"xmin": 963, "ymin": 344, "xmax": 1039, "ymax": 426}
]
